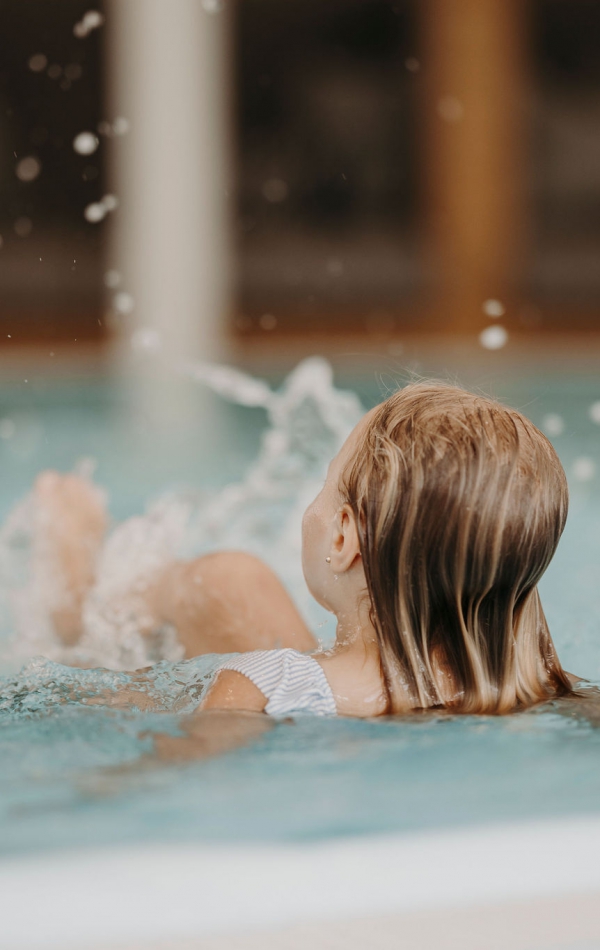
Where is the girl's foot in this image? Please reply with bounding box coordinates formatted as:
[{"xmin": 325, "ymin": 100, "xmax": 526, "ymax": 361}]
[{"xmin": 33, "ymin": 471, "xmax": 108, "ymax": 645}]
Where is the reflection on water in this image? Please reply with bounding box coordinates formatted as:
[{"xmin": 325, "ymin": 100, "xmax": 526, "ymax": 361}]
[{"xmin": 2, "ymin": 687, "xmax": 600, "ymax": 857}]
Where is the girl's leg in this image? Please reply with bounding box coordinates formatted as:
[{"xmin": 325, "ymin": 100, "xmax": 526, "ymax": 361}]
[
  {"xmin": 147, "ymin": 552, "xmax": 317, "ymax": 656},
  {"xmin": 34, "ymin": 471, "xmax": 108, "ymax": 645},
  {"xmin": 34, "ymin": 472, "xmax": 316, "ymax": 656}
]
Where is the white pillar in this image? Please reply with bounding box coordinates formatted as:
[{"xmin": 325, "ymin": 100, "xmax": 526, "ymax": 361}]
[{"xmin": 106, "ymin": 0, "xmax": 231, "ymax": 368}]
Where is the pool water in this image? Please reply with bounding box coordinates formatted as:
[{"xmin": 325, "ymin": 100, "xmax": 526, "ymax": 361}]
[{"xmin": 1, "ymin": 353, "xmax": 600, "ymax": 859}]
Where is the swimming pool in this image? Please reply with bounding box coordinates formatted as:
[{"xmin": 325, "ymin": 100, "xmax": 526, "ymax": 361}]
[{"xmin": 2, "ymin": 343, "xmax": 600, "ymax": 948}]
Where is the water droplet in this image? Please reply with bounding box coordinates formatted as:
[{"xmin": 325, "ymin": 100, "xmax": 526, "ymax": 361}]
[
  {"xmin": 479, "ymin": 326, "xmax": 508, "ymax": 350},
  {"xmin": 14, "ymin": 216, "xmax": 33, "ymax": 238},
  {"xmin": 113, "ymin": 291, "xmax": 134, "ymax": 315},
  {"xmin": 482, "ymin": 299, "xmax": 505, "ymax": 318},
  {"xmin": 100, "ymin": 194, "xmax": 119, "ymax": 212},
  {"xmin": 64, "ymin": 63, "xmax": 83, "ymax": 81},
  {"xmin": 73, "ymin": 131, "xmax": 99, "ymax": 155},
  {"xmin": 573, "ymin": 457, "xmax": 596, "ymax": 482},
  {"xmin": 74, "ymin": 10, "xmax": 104, "ymax": 37},
  {"xmin": 131, "ymin": 327, "xmax": 161, "ymax": 353},
  {"xmin": 104, "ymin": 269, "xmax": 121, "ymax": 289},
  {"xmin": 0, "ymin": 418, "xmax": 15, "ymax": 439},
  {"xmin": 84, "ymin": 10, "xmax": 104, "ymax": 28},
  {"xmin": 262, "ymin": 178, "xmax": 288, "ymax": 203},
  {"xmin": 541, "ymin": 413, "xmax": 564, "ymax": 437},
  {"xmin": 47, "ymin": 64, "xmax": 62, "ymax": 80},
  {"xmin": 589, "ymin": 401, "xmax": 600, "ymax": 425},
  {"xmin": 437, "ymin": 96, "xmax": 464, "ymax": 124},
  {"xmin": 15, "ymin": 156, "xmax": 41, "ymax": 182},
  {"xmin": 28, "ymin": 54, "xmax": 47, "ymax": 73},
  {"xmin": 259, "ymin": 313, "xmax": 277, "ymax": 330},
  {"xmin": 84, "ymin": 202, "xmax": 106, "ymax": 223},
  {"xmin": 112, "ymin": 116, "xmax": 130, "ymax": 136}
]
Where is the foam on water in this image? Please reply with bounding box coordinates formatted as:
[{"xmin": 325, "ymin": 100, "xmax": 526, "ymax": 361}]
[{"xmin": 0, "ymin": 357, "xmax": 363, "ymax": 674}]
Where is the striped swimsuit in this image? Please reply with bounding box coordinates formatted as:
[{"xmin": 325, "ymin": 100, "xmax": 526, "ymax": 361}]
[{"xmin": 219, "ymin": 649, "xmax": 337, "ymax": 717}]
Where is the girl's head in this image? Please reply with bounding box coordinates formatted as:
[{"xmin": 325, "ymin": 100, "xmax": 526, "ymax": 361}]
[{"xmin": 302, "ymin": 382, "xmax": 572, "ymax": 714}]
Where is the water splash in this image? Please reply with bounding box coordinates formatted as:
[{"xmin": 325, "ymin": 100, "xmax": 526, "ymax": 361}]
[
  {"xmin": 0, "ymin": 358, "xmax": 364, "ymax": 671},
  {"xmin": 0, "ymin": 652, "xmax": 225, "ymax": 721}
]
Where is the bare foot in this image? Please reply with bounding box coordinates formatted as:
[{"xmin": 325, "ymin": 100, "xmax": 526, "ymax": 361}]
[{"xmin": 34, "ymin": 471, "xmax": 108, "ymax": 645}]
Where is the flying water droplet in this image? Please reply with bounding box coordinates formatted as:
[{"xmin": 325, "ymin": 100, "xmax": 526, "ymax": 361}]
[
  {"xmin": 74, "ymin": 10, "xmax": 104, "ymax": 38},
  {"xmin": 28, "ymin": 54, "xmax": 47, "ymax": 73},
  {"xmin": 112, "ymin": 117, "xmax": 130, "ymax": 136},
  {"xmin": 84, "ymin": 202, "xmax": 106, "ymax": 223},
  {"xmin": 437, "ymin": 96, "xmax": 464, "ymax": 123},
  {"xmin": 0, "ymin": 419, "xmax": 15, "ymax": 440},
  {"xmin": 113, "ymin": 292, "xmax": 134, "ymax": 315},
  {"xmin": 73, "ymin": 131, "xmax": 99, "ymax": 155},
  {"xmin": 103, "ymin": 270, "xmax": 121, "ymax": 289},
  {"xmin": 131, "ymin": 327, "xmax": 161, "ymax": 354},
  {"xmin": 573, "ymin": 457, "xmax": 596, "ymax": 482},
  {"xmin": 100, "ymin": 194, "xmax": 119, "ymax": 212},
  {"xmin": 479, "ymin": 326, "xmax": 508, "ymax": 350},
  {"xmin": 541, "ymin": 414, "xmax": 564, "ymax": 437},
  {"xmin": 482, "ymin": 299, "xmax": 505, "ymax": 318},
  {"xmin": 15, "ymin": 156, "xmax": 41, "ymax": 182},
  {"xmin": 262, "ymin": 178, "xmax": 288, "ymax": 203},
  {"xmin": 14, "ymin": 217, "xmax": 33, "ymax": 237}
]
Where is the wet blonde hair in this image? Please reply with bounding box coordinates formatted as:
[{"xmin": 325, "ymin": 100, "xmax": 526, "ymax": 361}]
[{"xmin": 342, "ymin": 383, "xmax": 572, "ymax": 715}]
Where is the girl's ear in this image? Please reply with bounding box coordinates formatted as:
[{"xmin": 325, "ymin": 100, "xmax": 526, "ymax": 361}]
[{"xmin": 330, "ymin": 504, "xmax": 362, "ymax": 573}]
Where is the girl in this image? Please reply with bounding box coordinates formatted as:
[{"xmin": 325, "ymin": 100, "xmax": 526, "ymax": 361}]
[{"xmin": 28, "ymin": 382, "xmax": 575, "ymax": 720}]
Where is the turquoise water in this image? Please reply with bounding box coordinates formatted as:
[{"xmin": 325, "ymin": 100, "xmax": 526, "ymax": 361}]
[{"xmin": 1, "ymin": 357, "xmax": 600, "ymax": 857}]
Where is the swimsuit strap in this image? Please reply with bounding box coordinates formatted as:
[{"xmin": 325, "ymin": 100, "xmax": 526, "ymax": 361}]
[{"xmin": 220, "ymin": 649, "xmax": 337, "ymax": 717}]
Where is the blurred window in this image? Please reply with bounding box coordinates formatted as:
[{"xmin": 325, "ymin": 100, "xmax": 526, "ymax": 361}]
[
  {"xmin": 234, "ymin": 0, "xmax": 423, "ymax": 333},
  {"xmin": 529, "ymin": 0, "xmax": 600, "ymax": 310},
  {"xmin": 0, "ymin": 0, "xmax": 105, "ymax": 342}
]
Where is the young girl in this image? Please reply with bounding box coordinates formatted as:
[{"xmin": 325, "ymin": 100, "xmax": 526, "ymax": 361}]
[{"xmin": 28, "ymin": 382, "xmax": 575, "ymax": 720}]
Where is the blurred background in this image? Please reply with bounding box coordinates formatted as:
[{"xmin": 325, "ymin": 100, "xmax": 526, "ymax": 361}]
[
  {"xmin": 1, "ymin": 0, "xmax": 600, "ymax": 359},
  {"xmin": 5, "ymin": 0, "xmax": 600, "ymax": 885}
]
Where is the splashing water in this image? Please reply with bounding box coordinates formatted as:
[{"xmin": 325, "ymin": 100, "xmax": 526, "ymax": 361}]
[
  {"xmin": 0, "ymin": 358, "xmax": 364, "ymax": 674},
  {"xmin": 0, "ymin": 652, "xmax": 225, "ymax": 721}
]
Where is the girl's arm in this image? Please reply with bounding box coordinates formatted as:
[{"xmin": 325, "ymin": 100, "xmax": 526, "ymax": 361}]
[{"xmin": 201, "ymin": 669, "xmax": 267, "ymax": 712}]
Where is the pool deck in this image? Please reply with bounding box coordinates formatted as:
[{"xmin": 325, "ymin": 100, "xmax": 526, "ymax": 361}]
[{"xmin": 3, "ymin": 816, "xmax": 600, "ymax": 950}]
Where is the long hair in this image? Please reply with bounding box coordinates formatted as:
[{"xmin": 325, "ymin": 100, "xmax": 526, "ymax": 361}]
[{"xmin": 342, "ymin": 383, "xmax": 572, "ymax": 714}]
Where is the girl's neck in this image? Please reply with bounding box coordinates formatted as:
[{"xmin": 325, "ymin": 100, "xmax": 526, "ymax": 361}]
[{"xmin": 330, "ymin": 605, "xmax": 379, "ymax": 659}]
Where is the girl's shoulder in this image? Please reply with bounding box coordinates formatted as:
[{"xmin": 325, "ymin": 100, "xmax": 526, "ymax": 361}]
[
  {"xmin": 202, "ymin": 666, "xmax": 268, "ymax": 713},
  {"xmin": 204, "ymin": 648, "xmax": 337, "ymax": 717},
  {"xmin": 313, "ymin": 650, "xmax": 388, "ymax": 718}
]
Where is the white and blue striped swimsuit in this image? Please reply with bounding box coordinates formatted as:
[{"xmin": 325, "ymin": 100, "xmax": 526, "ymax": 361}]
[{"xmin": 219, "ymin": 649, "xmax": 337, "ymax": 717}]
